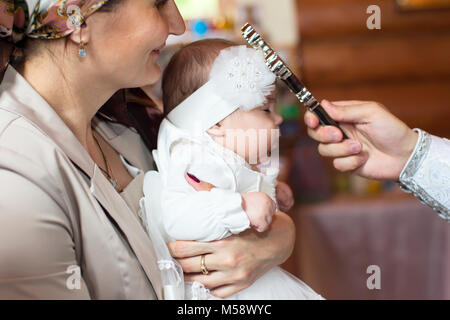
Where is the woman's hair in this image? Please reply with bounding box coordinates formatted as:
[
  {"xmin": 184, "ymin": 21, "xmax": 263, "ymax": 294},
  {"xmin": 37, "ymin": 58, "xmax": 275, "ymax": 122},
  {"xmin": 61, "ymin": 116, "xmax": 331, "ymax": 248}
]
[
  {"xmin": 161, "ymin": 38, "xmax": 237, "ymax": 116},
  {"xmin": 100, "ymin": 0, "xmax": 123, "ymax": 11}
]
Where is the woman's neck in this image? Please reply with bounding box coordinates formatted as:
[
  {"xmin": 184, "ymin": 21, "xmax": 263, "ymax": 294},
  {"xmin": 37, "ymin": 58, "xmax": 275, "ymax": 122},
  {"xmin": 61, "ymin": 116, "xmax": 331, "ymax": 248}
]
[{"xmin": 21, "ymin": 58, "xmax": 117, "ymax": 148}]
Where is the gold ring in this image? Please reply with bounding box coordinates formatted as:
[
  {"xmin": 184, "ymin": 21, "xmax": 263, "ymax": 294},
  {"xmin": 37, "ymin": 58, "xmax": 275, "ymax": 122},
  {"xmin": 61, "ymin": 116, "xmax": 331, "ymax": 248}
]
[{"xmin": 200, "ymin": 254, "xmax": 209, "ymax": 275}]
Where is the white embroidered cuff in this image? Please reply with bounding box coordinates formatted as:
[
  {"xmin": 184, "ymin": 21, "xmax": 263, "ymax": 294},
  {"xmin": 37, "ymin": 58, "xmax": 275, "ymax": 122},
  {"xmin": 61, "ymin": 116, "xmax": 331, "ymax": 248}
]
[{"xmin": 399, "ymin": 129, "xmax": 450, "ymax": 221}]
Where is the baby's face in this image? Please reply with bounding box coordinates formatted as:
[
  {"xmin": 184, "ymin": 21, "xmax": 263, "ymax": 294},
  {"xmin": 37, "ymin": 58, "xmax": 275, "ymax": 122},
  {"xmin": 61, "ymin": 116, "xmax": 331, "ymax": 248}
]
[{"xmin": 214, "ymin": 90, "xmax": 283, "ymax": 165}]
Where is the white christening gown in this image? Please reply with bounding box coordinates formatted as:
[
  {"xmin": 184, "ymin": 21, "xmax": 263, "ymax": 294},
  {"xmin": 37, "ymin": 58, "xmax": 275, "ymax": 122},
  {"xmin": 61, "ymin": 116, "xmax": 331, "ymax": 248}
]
[{"xmin": 140, "ymin": 119, "xmax": 324, "ymax": 300}]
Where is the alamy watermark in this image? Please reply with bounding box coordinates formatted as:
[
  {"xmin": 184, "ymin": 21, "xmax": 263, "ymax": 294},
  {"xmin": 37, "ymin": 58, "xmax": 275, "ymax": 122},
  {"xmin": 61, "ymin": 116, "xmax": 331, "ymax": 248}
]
[
  {"xmin": 66, "ymin": 265, "xmax": 81, "ymax": 290},
  {"xmin": 367, "ymin": 5, "xmax": 381, "ymax": 30},
  {"xmin": 366, "ymin": 265, "xmax": 381, "ymax": 290},
  {"xmin": 170, "ymin": 128, "xmax": 280, "ymax": 171}
]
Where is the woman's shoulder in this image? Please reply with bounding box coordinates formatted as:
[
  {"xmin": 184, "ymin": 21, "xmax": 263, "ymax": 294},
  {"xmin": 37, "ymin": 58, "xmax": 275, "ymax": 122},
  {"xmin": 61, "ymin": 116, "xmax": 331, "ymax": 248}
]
[
  {"xmin": 0, "ymin": 107, "xmax": 70, "ymax": 186},
  {"xmin": 0, "ymin": 106, "xmax": 59, "ymax": 148}
]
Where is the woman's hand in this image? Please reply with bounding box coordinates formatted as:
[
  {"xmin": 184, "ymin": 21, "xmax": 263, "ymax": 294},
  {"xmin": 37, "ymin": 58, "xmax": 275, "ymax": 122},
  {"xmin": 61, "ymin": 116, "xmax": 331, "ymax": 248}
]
[
  {"xmin": 304, "ymin": 100, "xmax": 419, "ymax": 181},
  {"xmin": 166, "ymin": 173, "xmax": 296, "ymax": 298}
]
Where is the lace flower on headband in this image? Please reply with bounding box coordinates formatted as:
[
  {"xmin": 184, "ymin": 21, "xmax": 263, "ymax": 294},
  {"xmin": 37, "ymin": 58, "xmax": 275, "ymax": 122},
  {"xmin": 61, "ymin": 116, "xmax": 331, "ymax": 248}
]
[
  {"xmin": 167, "ymin": 45, "xmax": 277, "ymax": 134},
  {"xmin": 209, "ymin": 45, "xmax": 276, "ymax": 111}
]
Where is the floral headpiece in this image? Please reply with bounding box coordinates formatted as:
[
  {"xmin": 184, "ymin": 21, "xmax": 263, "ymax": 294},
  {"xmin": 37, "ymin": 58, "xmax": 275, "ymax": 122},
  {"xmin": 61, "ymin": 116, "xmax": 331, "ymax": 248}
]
[
  {"xmin": 0, "ymin": 0, "xmax": 108, "ymax": 82},
  {"xmin": 167, "ymin": 45, "xmax": 276, "ymax": 134}
]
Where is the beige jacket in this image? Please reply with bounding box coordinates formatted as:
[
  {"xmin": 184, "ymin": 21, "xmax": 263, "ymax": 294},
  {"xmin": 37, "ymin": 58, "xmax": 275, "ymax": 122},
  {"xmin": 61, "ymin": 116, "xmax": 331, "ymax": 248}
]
[{"xmin": 0, "ymin": 66, "xmax": 163, "ymax": 300}]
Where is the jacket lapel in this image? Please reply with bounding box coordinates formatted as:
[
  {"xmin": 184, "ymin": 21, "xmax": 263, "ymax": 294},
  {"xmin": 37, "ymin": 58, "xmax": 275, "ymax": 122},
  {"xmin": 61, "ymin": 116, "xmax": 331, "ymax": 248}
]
[
  {"xmin": 92, "ymin": 118, "xmax": 154, "ymax": 172},
  {"xmin": 90, "ymin": 166, "xmax": 163, "ymax": 299},
  {"xmin": 0, "ymin": 66, "xmax": 163, "ymax": 299}
]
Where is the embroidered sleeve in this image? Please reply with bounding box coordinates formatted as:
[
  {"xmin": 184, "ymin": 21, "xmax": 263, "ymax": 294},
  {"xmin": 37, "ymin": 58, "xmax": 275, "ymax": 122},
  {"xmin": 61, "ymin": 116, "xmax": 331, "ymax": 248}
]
[{"xmin": 399, "ymin": 129, "xmax": 450, "ymax": 221}]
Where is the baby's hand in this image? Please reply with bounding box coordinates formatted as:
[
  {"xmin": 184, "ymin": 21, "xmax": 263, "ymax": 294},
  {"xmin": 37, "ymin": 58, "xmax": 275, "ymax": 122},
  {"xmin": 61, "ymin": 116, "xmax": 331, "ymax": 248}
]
[
  {"xmin": 241, "ymin": 192, "xmax": 276, "ymax": 232},
  {"xmin": 276, "ymin": 181, "xmax": 295, "ymax": 212}
]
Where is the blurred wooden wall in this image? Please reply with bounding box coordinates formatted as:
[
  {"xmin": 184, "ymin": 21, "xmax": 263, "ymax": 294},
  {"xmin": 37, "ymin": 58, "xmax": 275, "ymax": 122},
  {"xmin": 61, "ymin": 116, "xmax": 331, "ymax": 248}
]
[
  {"xmin": 283, "ymin": 0, "xmax": 450, "ymax": 299},
  {"xmin": 296, "ymin": 0, "xmax": 450, "ymax": 137}
]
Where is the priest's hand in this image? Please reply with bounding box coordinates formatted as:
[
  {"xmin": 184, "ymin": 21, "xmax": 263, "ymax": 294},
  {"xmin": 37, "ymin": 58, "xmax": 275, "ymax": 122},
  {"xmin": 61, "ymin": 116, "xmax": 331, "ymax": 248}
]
[{"xmin": 304, "ymin": 100, "xmax": 418, "ymax": 181}]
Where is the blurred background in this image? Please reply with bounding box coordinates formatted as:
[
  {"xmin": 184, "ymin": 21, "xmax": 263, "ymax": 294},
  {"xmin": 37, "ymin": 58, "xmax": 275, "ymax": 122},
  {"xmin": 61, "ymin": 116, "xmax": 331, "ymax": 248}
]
[{"xmin": 157, "ymin": 0, "xmax": 450, "ymax": 299}]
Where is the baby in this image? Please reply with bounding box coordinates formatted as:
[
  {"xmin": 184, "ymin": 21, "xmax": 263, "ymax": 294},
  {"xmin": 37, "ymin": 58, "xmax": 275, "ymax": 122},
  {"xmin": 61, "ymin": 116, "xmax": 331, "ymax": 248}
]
[{"xmin": 141, "ymin": 39, "xmax": 323, "ymax": 300}]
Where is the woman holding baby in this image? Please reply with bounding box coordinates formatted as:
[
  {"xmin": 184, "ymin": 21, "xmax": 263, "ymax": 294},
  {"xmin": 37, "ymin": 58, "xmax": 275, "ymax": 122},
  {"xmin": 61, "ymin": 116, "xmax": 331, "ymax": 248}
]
[
  {"xmin": 0, "ymin": 0, "xmax": 297, "ymax": 299},
  {"xmin": 2, "ymin": 0, "xmax": 445, "ymax": 301}
]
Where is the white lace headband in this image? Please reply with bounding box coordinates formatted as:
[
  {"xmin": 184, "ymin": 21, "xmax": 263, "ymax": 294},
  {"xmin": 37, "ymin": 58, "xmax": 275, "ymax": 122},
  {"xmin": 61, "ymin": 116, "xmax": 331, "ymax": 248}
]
[{"xmin": 167, "ymin": 45, "xmax": 276, "ymax": 134}]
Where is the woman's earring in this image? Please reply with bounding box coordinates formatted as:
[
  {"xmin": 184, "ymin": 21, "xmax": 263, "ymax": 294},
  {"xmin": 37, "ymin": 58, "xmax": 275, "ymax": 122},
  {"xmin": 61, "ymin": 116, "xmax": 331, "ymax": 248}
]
[
  {"xmin": 78, "ymin": 26, "xmax": 87, "ymax": 58},
  {"xmin": 79, "ymin": 42, "xmax": 86, "ymax": 58}
]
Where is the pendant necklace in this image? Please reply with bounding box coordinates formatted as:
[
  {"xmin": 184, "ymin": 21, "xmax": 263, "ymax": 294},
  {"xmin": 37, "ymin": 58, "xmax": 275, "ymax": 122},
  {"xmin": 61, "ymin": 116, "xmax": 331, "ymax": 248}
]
[{"xmin": 92, "ymin": 132, "xmax": 120, "ymax": 192}]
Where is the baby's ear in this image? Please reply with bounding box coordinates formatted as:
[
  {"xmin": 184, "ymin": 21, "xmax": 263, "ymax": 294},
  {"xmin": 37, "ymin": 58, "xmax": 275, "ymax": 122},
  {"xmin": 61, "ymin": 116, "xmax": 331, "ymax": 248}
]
[{"xmin": 207, "ymin": 124, "xmax": 225, "ymax": 137}]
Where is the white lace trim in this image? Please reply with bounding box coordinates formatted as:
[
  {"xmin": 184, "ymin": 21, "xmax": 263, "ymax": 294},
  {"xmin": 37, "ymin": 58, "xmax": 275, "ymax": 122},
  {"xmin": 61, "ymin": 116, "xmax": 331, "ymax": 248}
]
[
  {"xmin": 157, "ymin": 260, "xmax": 183, "ymax": 284},
  {"xmin": 184, "ymin": 281, "xmax": 222, "ymax": 300},
  {"xmin": 399, "ymin": 129, "xmax": 450, "ymax": 221}
]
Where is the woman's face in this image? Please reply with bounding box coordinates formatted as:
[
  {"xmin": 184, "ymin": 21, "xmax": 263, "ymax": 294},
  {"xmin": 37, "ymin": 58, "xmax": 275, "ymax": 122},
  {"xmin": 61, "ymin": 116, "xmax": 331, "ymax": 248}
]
[{"xmin": 87, "ymin": 0, "xmax": 185, "ymax": 90}]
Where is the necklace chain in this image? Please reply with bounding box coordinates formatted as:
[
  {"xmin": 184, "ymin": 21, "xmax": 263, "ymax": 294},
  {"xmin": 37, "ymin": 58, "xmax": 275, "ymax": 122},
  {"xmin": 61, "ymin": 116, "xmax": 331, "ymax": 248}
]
[{"xmin": 92, "ymin": 132, "xmax": 120, "ymax": 191}]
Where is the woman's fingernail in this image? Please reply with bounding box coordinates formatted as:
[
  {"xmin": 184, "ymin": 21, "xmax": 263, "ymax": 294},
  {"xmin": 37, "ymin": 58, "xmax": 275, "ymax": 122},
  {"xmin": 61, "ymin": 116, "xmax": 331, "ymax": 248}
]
[{"xmin": 187, "ymin": 173, "xmax": 200, "ymax": 183}]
